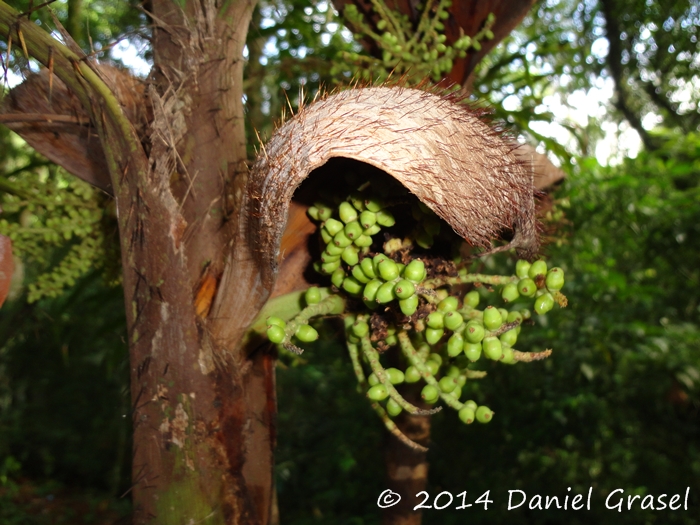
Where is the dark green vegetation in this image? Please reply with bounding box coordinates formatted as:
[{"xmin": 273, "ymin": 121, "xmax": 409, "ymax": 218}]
[{"xmin": 1, "ymin": 0, "xmax": 698, "ymax": 523}]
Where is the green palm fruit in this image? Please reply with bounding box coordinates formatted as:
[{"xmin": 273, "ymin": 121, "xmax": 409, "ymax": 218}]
[
  {"xmin": 352, "ymin": 265, "xmax": 370, "ymax": 283},
  {"xmin": 307, "ymin": 206, "xmax": 320, "ymax": 221},
  {"xmin": 498, "ymin": 308, "xmax": 509, "ymax": 321},
  {"xmin": 426, "ymin": 312, "xmax": 444, "ymax": 329},
  {"xmin": 464, "ymin": 321, "xmax": 485, "ymax": 343},
  {"xmin": 483, "ymin": 306, "xmax": 503, "ymax": 331},
  {"xmin": 363, "ymin": 279, "xmax": 382, "ymax": 302},
  {"xmin": 295, "ymin": 324, "xmax": 319, "ymax": 343},
  {"xmin": 343, "ymin": 221, "xmax": 363, "ymax": 240},
  {"xmin": 428, "ymin": 353, "xmax": 443, "ymax": 365},
  {"xmin": 464, "ymin": 342, "xmax": 482, "ymax": 361},
  {"xmin": 352, "ymin": 320, "xmax": 369, "ymax": 337},
  {"xmin": 321, "ymin": 259, "xmax": 341, "ymax": 274},
  {"xmin": 450, "ymin": 385, "xmax": 462, "ymax": 400},
  {"xmin": 528, "ymin": 260, "xmax": 548, "ymax": 278},
  {"xmin": 368, "ymin": 372, "xmax": 380, "ymax": 386},
  {"xmin": 421, "ymin": 384, "xmax": 440, "ymax": 403},
  {"xmin": 475, "ymin": 405, "xmax": 494, "ymax": 423},
  {"xmin": 266, "ymin": 325, "xmax": 285, "ymax": 344},
  {"xmin": 384, "ymin": 334, "xmax": 398, "ymax": 347},
  {"xmin": 546, "ymin": 267, "xmax": 565, "ymax": 291},
  {"xmin": 360, "ymin": 258, "xmax": 377, "ymax": 279},
  {"xmin": 438, "ymin": 296, "xmax": 459, "ymax": 312},
  {"xmin": 534, "ymin": 292, "xmax": 555, "ymax": 314},
  {"xmin": 342, "ymin": 277, "xmax": 363, "ymax": 296},
  {"xmin": 520, "ymin": 308, "xmax": 532, "ymax": 320},
  {"xmin": 316, "ymin": 204, "xmax": 332, "ymax": 221},
  {"xmin": 405, "ymin": 365, "xmax": 421, "ymax": 383},
  {"xmin": 517, "ymin": 278, "xmax": 537, "ymax": 297},
  {"xmin": 399, "ymin": 295, "xmax": 419, "ymax": 316},
  {"xmin": 386, "ymin": 398, "xmax": 403, "ymax": 417},
  {"xmin": 367, "ymin": 384, "xmax": 389, "ymax": 401},
  {"xmin": 372, "ymin": 254, "xmax": 388, "ymax": 274},
  {"xmin": 386, "ymin": 368, "xmax": 405, "ymax": 384},
  {"xmin": 324, "ymin": 217, "xmax": 344, "ymax": 236},
  {"xmin": 305, "ymin": 287, "xmax": 322, "ymax": 305},
  {"xmin": 364, "ymin": 197, "xmax": 384, "ymax": 212},
  {"xmin": 378, "ymin": 259, "xmax": 400, "ymax": 281},
  {"xmin": 338, "ymin": 201, "xmax": 358, "ymax": 224},
  {"xmin": 363, "ymin": 224, "xmax": 382, "ymax": 236},
  {"xmin": 393, "ymin": 280, "xmax": 415, "ymax": 300},
  {"xmin": 501, "ymin": 346, "xmax": 515, "ymax": 364},
  {"xmin": 375, "ymin": 209, "xmax": 396, "ymax": 227},
  {"xmin": 404, "ymin": 259, "xmax": 426, "ymax": 283},
  {"xmin": 359, "ymin": 210, "xmax": 377, "ymax": 229},
  {"xmin": 426, "ymin": 359, "xmax": 440, "ymax": 376},
  {"xmin": 499, "ymin": 329, "xmax": 518, "ymax": 347},
  {"xmin": 320, "ymin": 251, "xmax": 340, "ymax": 264},
  {"xmin": 331, "ymin": 268, "xmax": 345, "ymax": 288},
  {"xmin": 320, "ymin": 229, "xmax": 332, "ymax": 244},
  {"xmin": 438, "ymin": 376, "xmax": 457, "ymax": 393},
  {"xmin": 464, "ymin": 290, "xmax": 480, "ymax": 308},
  {"xmin": 415, "ymin": 230, "xmax": 433, "ymax": 249},
  {"xmin": 266, "ymin": 316, "xmax": 285, "ymax": 328},
  {"xmin": 501, "ymin": 282, "xmax": 520, "ymax": 303},
  {"xmin": 425, "ymin": 327, "xmax": 444, "ymax": 345},
  {"xmin": 443, "ymin": 311, "xmax": 464, "ymax": 331},
  {"xmin": 349, "ymin": 193, "xmax": 365, "ymax": 211},
  {"xmin": 515, "ymin": 259, "xmax": 531, "ymax": 279},
  {"xmin": 445, "ymin": 365, "xmax": 460, "ymax": 378},
  {"xmin": 324, "ymin": 242, "xmax": 344, "ymax": 256},
  {"xmin": 333, "ymin": 230, "xmax": 352, "ymax": 248},
  {"xmin": 353, "ymin": 234, "xmax": 373, "ymax": 247},
  {"xmin": 447, "ymin": 333, "xmax": 464, "ymax": 357},
  {"xmin": 507, "ymin": 311, "xmax": 523, "ymax": 324},
  {"xmin": 342, "ymin": 245, "xmax": 360, "ymax": 266},
  {"xmin": 376, "ymin": 281, "xmax": 396, "ymax": 303},
  {"xmin": 458, "ymin": 406, "xmax": 476, "ymax": 424},
  {"xmin": 483, "ymin": 337, "xmax": 503, "ymax": 360}
]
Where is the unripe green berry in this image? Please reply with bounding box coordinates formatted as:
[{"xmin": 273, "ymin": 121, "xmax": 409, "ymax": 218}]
[
  {"xmin": 501, "ymin": 282, "xmax": 520, "ymax": 303},
  {"xmin": 338, "ymin": 201, "xmax": 358, "ymax": 224},
  {"xmin": 464, "ymin": 290, "xmax": 480, "ymax": 308},
  {"xmin": 399, "ymin": 295, "xmax": 419, "ymax": 316},
  {"xmin": 305, "ymin": 287, "xmax": 322, "ymax": 305},
  {"xmin": 443, "ymin": 311, "xmax": 464, "ymax": 331},
  {"xmin": 517, "ymin": 278, "xmax": 537, "ymax": 297},
  {"xmin": 295, "ymin": 324, "xmax": 319, "ymax": 343},
  {"xmin": 463, "ymin": 342, "xmax": 482, "ymax": 362},
  {"xmin": 394, "ymin": 279, "xmax": 416, "ymax": 300},
  {"xmin": 320, "ymin": 228, "xmax": 332, "ymax": 244},
  {"xmin": 384, "ymin": 334, "xmax": 398, "ymax": 347},
  {"xmin": 368, "ymin": 372, "xmax": 380, "ymax": 386},
  {"xmin": 333, "ymin": 230, "xmax": 352, "ymax": 248},
  {"xmin": 507, "ymin": 311, "xmax": 523, "ymax": 324},
  {"xmin": 343, "ymin": 277, "xmax": 363, "ymax": 296},
  {"xmin": 372, "ymin": 254, "xmax": 388, "ymax": 274},
  {"xmin": 365, "ymin": 197, "xmax": 384, "ymax": 212},
  {"xmin": 426, "ymin": 359, "xmax": 440, "ymax": 376},
  {"xmin": 445, "ymin": 365, "xmax": 460, "ymax": 378},
  {"xmin": 404, "ymin": 365, "xmax": 421, "ymax": 383},
  {"xmin": 316, "ymin": 204, "xmax": 332, "ymax": 221},
  {"xmin": 375, "ymin": 209, "xmax": 396, "ymax": 227},
  {"xmin": 499, "ymin": 329, "xmax": 518, "ymax": 347},
  {"xmin": 367, "ymin": 384, "xmax": 389, "ymax": 401},
  {"xmin": 528, "ymin": 260, "xmax": 548, "ymax": 278},
  {"xmin": 545, "ymin": 267, "xmax": 565, "ymax": 291},
  {"xmin": 375, "ymin": 281, "xmax": 395, "ymax": 304},
  {"xmin": 266, "ymin": 316, "xmax": 286, "ymax": 328},
  {"xmin": 341, "ymin": 245, "xmax": 360, "ymax": 266},
  {"xmin": 501, "ymin": 346, "xmax": 515, "ymax": 364},
  {"xmin": 425, "ymin": 327, "xmax": 444, "ymax": 345},
  {"xmin": 515, "ymin": 259, "xmax": 531, "ymax": 279},
  {"xmin": 343, "ymin": 221, "xmax": 362, "ymax": 240},
  {"xmin": 320, "ymin": 251, "xmax": 340, "ymax": 264},
  {"xmin": 438, "ymin": 296, "xmax": 459, "ymax": 312},
  {"xmin": 331, "ymin": 267, "xmax": 345, "ymax": 288},
  {"xmin": 307, "ymin": 206, "xmax": 320, "ymax": 221},
  {"xmin": 428, "ymin": 353, "xmax": 443, "ymax": 365},
  {"xmin": 415, "ymin": 230, "xmax": 433, "ymax": 249},
  {"xmin": 353, "ymin": 234, "xmax": 373, "ymax": 247},
  {"xmin": 426, "ymin": 311, "xmax": 444, "ymax": 329},
  {"xmin": 464, "ymin": 321, "xmax": 485, "ymax": 343},
  {"xmin": 352, "ymin": 320, "xmax": 369, "ymax": 337},
  {"xmin": 520, "ymin": 308, "xmax": 532, "ymax": 320},
  {"xmin": 359, "ymin": 210, "xmax": 377, "ymax": 229},
  {"xmin": 475, "ymin": 405, "xmax": 494, "ymax": 423},
  {"xmin": 534, "ymin": 292, "xmax": 555, "ymax": 315},
  {"xmin": 386, "ymin": 398, "xmax": 402, "ymax": 417},
  {"xmin": 447, "ymin": 333, "xmax": 464, "ymax": 357},
  {"xmin": 322, "ymin": 259, "xmax": 341, "ymax": 274},
  {"xmin": 421, "ymin": 384, "xmax": 440, "ymax": 403},
  {"xmin": 498, "ymin": 308, "xmax": 509, "ymax": 322},
  {"xmin": 483, "ymin": 336, "xmax": 503, "ymax": 360},
  {"xmin": 458, "ymin": 406, "xmax": 475, "ymax": 424},
  {"xmin": 438, "ymin": 376, "xmax": 457, "ymax": 393},
  {"xmin": 352, "ymin": 265, "xmax": 370, "ymax": 283},
  {"xmin": 360, "ymin": 258, "xmax": 377, "ymax": 279},
  {"xmin": 363, "ymin": 279, "xmax": 382, "ymax": 302},
  {"xmin": 386, "ymin": 368, "xmax": 405, "ymax": 384},
  {"xmin": 324, "ymin": 242, "xmax": 344, "ymax": 256},
  {"xmin": 266, "ymin": 325, "xmax": 285, "ymax": 344},
  {"xmin": 404, "ymin": 260, "xmax": 426, "ymax": 283},
  {"xmin": 378, "ymin": 259, "xmax": 400, "ymax": 281},
  {"xmin": 349, "ymin": 193, "xmax": 365, "ymax": 211},
  {"xmin": 363, "ymin": 224, "xmax": 381, "ymax": 236},
  {"xmin": 324, "ymin": 217, "xmax": 343, "ymax": 236},
  {"xmin": 483, "ymin": 306, "xmax": 503, "ymax": 331}
]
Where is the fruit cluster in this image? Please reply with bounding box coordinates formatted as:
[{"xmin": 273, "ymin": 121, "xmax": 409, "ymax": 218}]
[{"xmin": 264, "ymin": 178, "xmax": 566, "ymax": 450}]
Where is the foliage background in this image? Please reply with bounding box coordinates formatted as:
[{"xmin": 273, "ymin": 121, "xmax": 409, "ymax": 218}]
[{"xmin": 0, "ymin": 0, "xmax": 698, "ymax": 524}]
